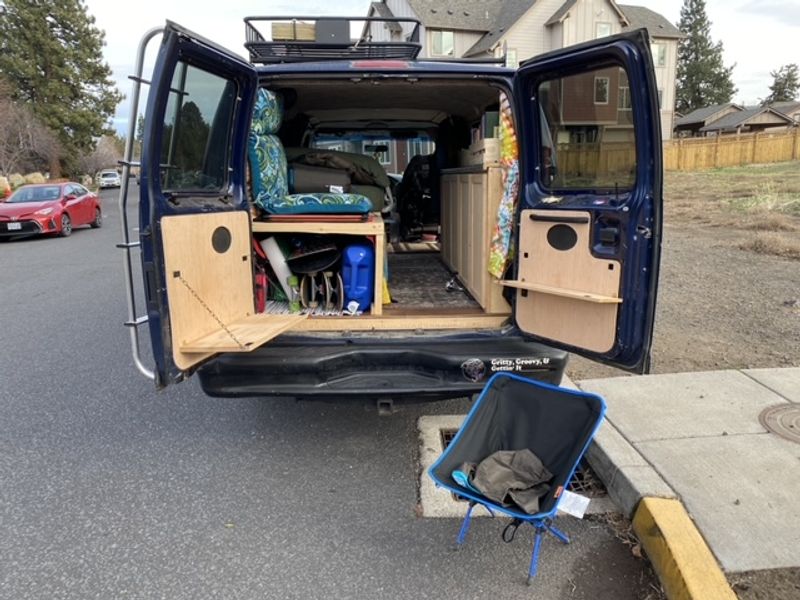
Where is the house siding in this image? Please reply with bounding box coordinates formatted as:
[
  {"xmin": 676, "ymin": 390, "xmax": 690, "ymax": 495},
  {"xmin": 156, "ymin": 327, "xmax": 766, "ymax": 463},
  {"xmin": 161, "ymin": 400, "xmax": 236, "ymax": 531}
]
[
  {"xmin": 561, "ymin": 0, "xmax": 626, "ymax": 46},
  {"xmin": 366, "ymin": 0, "xmax": 425, "ymax": 47},
  {"xmin": 498, "ymin": 0, "xmax": 569, "ymax": 58},
  {"xmin": 651, "ymin": 37, "xmax": 677, "ymax": 140}
]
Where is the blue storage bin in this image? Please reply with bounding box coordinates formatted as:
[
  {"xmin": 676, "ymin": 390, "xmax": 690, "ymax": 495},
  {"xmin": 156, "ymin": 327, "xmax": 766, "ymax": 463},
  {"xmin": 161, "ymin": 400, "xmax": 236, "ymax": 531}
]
[{"xmin": 342, "ymin": 243, "xmax": 374, "ymax": 312}]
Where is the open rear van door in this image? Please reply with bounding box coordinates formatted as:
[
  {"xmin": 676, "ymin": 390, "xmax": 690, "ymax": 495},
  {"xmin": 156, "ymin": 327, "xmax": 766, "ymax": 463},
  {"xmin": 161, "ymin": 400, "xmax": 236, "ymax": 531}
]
[
  {"xmin": 509, "ymin": 30, "xmax": 662, "ymax": 373},
  {"xmin": 139, "ymin": 22, "xmax": 305, "ymax": 387}
]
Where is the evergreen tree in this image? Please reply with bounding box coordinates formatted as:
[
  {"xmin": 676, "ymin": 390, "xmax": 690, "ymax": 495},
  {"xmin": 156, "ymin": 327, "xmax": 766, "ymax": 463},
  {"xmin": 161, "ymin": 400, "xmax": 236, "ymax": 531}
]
[
  {"xmin": 0, "ymin": 0, "xmax": 123, "ymax": 174},
  {"xmin": 675, "ymin": 0, "xmax": 736, "ymax": 114},
  {"xmin": 762, "ymin": 64, "xmax": 800, "ymax": 105}
]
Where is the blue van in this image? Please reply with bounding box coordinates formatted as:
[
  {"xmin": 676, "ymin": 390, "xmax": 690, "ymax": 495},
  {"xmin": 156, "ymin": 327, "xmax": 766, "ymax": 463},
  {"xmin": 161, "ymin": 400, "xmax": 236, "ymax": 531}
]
[{"xmin": 118, "ymin": 17, "xmax": 662, "ymax": 399}]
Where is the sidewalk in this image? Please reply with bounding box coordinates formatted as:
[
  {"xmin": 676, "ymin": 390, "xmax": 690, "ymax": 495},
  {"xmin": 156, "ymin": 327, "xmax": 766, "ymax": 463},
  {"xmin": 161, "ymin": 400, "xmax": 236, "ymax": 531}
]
[{"xmin": 577, "ymin": 367, "xmax": 800, "ymax": 596}]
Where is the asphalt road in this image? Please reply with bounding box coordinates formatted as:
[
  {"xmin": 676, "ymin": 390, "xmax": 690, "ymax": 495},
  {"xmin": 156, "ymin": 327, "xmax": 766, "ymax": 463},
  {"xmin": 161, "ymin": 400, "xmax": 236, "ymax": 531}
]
[{"xmin": 0, "ymin": 185, "xmax": 658, "ymax": 599}]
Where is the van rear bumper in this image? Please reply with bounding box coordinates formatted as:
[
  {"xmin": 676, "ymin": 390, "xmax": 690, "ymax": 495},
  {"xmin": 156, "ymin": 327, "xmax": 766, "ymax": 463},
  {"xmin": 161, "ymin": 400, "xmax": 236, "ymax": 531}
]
[{"xmin": 197, "ymin": 333, "xmax": 568, "ymax": 400}]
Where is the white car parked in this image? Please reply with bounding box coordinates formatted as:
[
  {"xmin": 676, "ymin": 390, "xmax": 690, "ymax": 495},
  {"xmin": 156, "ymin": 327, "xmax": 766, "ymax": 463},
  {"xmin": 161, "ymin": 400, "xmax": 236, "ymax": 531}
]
[{"xmin": 96, "ymin": 170, "xmax": 121, "ymax": 189}]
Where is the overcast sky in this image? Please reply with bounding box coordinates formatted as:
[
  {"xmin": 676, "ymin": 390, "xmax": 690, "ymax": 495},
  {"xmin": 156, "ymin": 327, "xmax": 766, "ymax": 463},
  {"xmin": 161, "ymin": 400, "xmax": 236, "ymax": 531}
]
[{"xmin": 83, "ymin": 0, "xmax": 800, "ymax": 134}]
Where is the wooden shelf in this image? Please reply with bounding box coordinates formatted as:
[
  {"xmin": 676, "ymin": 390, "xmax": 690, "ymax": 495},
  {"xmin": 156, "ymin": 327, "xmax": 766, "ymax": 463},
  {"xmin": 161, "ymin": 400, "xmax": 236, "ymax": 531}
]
[
  {"xmin": 295, "ymin": 313, "xmax": 509, "ymax": 331},
  {"xmin": 251, "ymin": 213, "xmax": 385, "ymax": 316},
  {"xmin": 251, "ymin": 213, "xmax": 384, "ymax": 235},
  {"xmin": 181, "ymin": 313, "xmax": 307, "ymax": 353},
  {"xmin": 498, "ymin": 280, "xmax": 623, "ymax": 304}
]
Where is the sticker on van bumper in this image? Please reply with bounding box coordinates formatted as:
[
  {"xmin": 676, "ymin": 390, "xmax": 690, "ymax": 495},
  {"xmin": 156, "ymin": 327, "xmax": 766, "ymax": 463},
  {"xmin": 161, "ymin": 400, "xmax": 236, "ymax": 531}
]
[
  {"xmin": 489, "ymin": 357, "xmax": 552, "ymax": 373},
  {"xmin": 461, "ymin": 357, "xmax": 553, "ymax": 382}
]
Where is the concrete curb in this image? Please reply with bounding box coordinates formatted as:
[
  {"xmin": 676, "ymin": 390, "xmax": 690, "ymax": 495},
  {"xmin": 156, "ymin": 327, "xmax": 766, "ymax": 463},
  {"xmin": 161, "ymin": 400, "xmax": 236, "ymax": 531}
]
[
  {"xmin": 572, "ymin": 376, "xmax": 737, "ymax": 600},
  {"xmin": 633, "ymin": 498, "xmax": 737, "ymax": 600},
  {"xmin": 585, "ymin": 419, "xmax": 677, "ymax": 516},
  {"xmin": 566, "ymin": 376, "xmax": 676, "ymax": 517}
]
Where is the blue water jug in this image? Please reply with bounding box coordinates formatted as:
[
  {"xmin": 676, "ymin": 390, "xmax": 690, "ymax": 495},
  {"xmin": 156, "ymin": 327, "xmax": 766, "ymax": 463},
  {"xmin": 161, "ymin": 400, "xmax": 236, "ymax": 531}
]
[{"xmin": 342, "ymin": 243, "xmax": 374, "ymax": 312}]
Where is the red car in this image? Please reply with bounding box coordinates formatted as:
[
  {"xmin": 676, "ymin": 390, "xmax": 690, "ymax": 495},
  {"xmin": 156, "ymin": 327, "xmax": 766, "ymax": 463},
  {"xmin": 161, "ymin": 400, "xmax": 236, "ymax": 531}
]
[{"xmin": 0, "ymin": 182, "xmax": 102, "ymax": 239}]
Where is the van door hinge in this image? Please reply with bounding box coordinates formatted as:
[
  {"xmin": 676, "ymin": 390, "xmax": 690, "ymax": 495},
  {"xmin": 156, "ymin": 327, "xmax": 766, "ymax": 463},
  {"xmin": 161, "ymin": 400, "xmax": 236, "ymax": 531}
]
[{"xmin": 636, "ymin": 225, "xmax": 652, "ymax": 239}]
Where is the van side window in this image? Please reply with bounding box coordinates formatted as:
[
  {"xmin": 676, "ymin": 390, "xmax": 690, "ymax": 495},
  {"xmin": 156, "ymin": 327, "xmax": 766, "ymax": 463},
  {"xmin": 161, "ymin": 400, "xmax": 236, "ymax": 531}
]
[
  {"xmin": 538, "ymin": 65, "xmax": 636, "ymax": 190},
  {"xmin": 159, "ymin": 62, "xmax": 237, "ymax": 191}
]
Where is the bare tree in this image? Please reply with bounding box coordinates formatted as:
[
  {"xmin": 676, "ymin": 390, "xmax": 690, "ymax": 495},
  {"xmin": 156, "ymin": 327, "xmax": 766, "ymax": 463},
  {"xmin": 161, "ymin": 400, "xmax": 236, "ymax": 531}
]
[
  {"xmin": 0, "ymin": 81, "xmax": 60, "ymax": 175},
  {"xmin": 77, "ymin": 135, "xmax": 123, "ymax": 176}
]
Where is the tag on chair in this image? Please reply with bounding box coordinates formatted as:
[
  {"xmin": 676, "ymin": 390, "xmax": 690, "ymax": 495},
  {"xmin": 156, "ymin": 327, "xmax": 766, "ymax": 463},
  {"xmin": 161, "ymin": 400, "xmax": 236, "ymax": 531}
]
[{"xmin": 557, "ymin": 490, "xmax": 590, "ymax": 519}]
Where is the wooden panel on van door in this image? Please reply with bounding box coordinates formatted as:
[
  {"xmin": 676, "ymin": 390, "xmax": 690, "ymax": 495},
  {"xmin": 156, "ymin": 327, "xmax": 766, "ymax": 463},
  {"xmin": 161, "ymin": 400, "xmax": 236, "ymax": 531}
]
[
  {"xmin": 160, "ymin": 212, "xmax": 305, "ymax": 370},
  {"xmin": 513, "ymin": 209, "xmax": 621, "ymax": 353}
]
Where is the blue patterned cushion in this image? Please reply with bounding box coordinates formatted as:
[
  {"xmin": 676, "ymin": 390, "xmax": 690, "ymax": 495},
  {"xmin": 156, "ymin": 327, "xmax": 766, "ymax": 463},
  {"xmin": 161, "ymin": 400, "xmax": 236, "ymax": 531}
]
[
  {"xmin": 270, "ymin": 193, "xmax": 373, "ymax": 214},
  {"xmin": 249, "ymin": 130, "xmax": 288, "ymax": 210},
  {"xmin": 252, "ymin": 88, "xmax": 283, "ymax": 135},
  {"xmin": 249, "ymin": 88, "xmax": 371, "ymax": 214}
]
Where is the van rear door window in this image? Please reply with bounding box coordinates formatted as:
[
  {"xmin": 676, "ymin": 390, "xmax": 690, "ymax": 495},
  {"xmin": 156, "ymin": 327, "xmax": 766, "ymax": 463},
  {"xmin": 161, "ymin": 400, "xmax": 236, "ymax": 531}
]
[
  {"xmin": 159, "ymin": 62, "xmax": 237, "ymax": 192},
  {"xmin": 538, "ymin": 66, "xmax": 636, "ymax": 190}
]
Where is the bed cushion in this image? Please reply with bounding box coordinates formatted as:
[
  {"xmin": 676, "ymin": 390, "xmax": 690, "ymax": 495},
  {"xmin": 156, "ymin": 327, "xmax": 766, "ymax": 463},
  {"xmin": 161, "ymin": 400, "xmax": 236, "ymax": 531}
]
[{"xmin": 267, "ymin": 192, "xmax": 373, "ymax": 215}]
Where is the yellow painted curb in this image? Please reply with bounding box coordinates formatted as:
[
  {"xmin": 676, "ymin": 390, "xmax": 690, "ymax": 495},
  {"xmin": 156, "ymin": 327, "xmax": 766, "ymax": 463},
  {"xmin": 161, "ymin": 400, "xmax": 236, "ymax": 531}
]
[{"xmin": 633, "ymin": 497, "xmax": 737, "ymax": 600}]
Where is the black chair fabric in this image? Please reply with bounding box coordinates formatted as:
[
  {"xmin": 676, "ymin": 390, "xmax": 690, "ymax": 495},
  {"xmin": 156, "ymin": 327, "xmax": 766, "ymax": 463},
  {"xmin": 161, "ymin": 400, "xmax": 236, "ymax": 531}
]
[{"xmin": 430, "ymin": 373, "xmax": 605, "ymax": 517}]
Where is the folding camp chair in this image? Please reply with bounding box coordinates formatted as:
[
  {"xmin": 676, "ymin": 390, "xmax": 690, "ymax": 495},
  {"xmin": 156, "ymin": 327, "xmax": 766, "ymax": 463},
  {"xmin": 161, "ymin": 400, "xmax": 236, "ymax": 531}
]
[{"xmin": 428, "ymin": 372, "xmax": 606, "ymax": 585}]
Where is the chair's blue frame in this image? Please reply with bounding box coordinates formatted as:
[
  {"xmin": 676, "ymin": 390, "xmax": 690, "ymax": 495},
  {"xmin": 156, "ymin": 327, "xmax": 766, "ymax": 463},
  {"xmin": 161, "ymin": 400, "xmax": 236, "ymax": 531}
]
[{"xmin": 427, "ymin": 371, "xmax": 607, "ymax": 584}]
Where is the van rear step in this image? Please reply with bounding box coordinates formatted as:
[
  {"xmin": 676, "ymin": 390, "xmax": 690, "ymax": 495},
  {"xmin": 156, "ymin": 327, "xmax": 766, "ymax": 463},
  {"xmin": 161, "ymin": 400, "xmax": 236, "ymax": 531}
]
[{"xmin": 197, "ymin": 335, "xmax": 568, "ymax": 399}]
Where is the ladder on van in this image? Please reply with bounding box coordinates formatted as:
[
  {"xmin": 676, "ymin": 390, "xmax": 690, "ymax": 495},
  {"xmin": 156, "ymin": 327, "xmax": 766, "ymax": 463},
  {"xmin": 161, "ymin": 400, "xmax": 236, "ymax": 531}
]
[{"xmin": 115, "ymin": 27, "xmax": 163, "ymax": 382}]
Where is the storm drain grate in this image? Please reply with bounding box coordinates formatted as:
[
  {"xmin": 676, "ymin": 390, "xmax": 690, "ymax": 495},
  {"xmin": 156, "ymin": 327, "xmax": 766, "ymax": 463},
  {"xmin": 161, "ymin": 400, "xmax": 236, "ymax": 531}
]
[
  {"xmin": 759, "ymin": 404, "xmax": 800, "ymax": 444},
  {"xmin": 568, "ymin": 460, "xmax": 608, "ymax": 498},
  {"xmin": 438, "ymin": 428, "xmax": 607, "ymax": 500},
  {"xmin": 440, "ymin": 428, "xmax": 467, "ymax": 502},
  {"xmin": 440, "ymin": 427, "xmax": 459, "ymax": 448}
]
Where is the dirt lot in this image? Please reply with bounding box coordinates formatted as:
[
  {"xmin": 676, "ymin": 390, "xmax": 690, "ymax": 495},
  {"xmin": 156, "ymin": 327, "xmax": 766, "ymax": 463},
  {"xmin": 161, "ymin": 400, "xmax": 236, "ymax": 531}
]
[{"xmin": 568, "ymin": 161, "xmax": 800, "ymax": 381}]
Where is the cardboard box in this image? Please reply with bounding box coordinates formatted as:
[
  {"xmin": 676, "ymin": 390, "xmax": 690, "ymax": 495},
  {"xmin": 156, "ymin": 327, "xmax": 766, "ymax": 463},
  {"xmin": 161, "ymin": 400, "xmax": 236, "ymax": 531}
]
[
  {"xmin": 271, "ymin": 21, "xmax": 316, "ymax": 41},
  {"xmin": 460, "ymin": 138, "xmax": 501, "ymax": 167}
]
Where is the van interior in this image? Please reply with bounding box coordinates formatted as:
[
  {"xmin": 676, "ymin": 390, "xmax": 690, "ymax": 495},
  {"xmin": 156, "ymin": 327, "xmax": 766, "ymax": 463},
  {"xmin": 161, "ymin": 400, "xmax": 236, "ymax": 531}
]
[{"xmin": 250, "ymin": 77, "xmax": 513, "ymax": 322}]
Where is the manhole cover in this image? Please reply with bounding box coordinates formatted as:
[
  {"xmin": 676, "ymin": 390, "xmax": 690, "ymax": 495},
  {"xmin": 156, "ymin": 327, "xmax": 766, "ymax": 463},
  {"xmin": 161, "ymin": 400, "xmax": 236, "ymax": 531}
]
[{"xmin": 759, "ymin": 404, "xmax": 800, "ymax": 444}]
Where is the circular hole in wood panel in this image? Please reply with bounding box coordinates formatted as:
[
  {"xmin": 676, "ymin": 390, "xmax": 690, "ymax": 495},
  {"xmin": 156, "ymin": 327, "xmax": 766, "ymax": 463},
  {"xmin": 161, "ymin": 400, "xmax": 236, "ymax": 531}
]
[
  {"xmin": 547, "ymin": 224, "xmax": 578, "ymax": 251},
  {"xmin": 211, "ymin": 226, "xmax": 232, "ymax": 254}
]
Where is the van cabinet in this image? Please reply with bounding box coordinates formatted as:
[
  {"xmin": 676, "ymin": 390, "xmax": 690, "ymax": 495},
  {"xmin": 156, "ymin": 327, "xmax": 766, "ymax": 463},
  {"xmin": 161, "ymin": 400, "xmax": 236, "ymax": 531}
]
[
  {"xmin": 440, "ymin": 167, "xmax": 510, "ymax": 314},
  {"xmin": 252, "ymin": 214, "xmax": 385, "ymax": 316}
]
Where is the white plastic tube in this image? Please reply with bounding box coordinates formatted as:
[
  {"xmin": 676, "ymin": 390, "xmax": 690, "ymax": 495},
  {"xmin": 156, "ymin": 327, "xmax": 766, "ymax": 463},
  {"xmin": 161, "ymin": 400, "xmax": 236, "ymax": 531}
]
[{"xmin": 260, "ymin": 236, "xmax": 293, "ymax": 300}]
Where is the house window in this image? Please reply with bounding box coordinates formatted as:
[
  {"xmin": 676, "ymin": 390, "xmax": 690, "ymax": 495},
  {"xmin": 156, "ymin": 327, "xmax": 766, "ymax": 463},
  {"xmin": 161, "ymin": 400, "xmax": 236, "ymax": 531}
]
[
  {"xmin": 363, "ymin": 140, "xmax": 392, "ymax": 166},
  {"xmin": 658, "ymin": 89, "xmax": 663, "ymax": 109},
  {"xmin": 618, "ymin": 86, "xmax": 631, "ymax": 110},
  {"xmin": 596, "ymin": 22, "xmax": 612, "ymax": 38},
  {"xmin": 408, "ymin": 138, "xmax": 434, "ymax": 157},
  {"xmin": 594, "ymin": 76, "xmax": 610, "ymax": 104},
  {"xmin": 505, "ymin": 48, "xmax": 518, "ymax": 68},
  {"xmin": 651, "ymin": 43, "xmax": 667, "ymax": 67},
  {"xmin": 431, "ymin": 30, "xmax": 455, "ymax": 56}
]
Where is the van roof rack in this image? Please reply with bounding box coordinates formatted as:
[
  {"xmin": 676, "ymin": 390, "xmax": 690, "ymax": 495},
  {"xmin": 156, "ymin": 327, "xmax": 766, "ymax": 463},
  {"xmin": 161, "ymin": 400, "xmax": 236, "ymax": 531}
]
[{"xmin": 244, "ymin": 16, "xmax": 422, "ymax": 64}]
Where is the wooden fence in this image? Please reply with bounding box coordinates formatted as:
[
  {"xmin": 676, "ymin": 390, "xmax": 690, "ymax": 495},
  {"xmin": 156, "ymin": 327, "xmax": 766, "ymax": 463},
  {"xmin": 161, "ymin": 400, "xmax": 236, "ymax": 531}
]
[
  {"xmin": 555, "ymin": 142, "xmax": 636, "ymax": 185},
  {"xmin": 663, "ymin": 129, "xmax": 800, "ymax": 171}
]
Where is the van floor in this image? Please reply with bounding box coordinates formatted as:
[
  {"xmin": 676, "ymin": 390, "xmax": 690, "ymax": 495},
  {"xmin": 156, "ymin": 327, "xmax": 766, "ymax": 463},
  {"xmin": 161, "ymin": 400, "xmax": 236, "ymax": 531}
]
[{"xmin": 385, "ymin": 252, "xmax": 480, "ymax": 312}]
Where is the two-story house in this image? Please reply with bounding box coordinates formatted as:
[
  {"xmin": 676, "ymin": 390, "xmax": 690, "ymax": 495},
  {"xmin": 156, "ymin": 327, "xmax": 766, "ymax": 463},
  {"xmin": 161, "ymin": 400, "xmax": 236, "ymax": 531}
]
[{"xmin": 364, "ymin": 0, "xmax": 681, "ymax": 139}]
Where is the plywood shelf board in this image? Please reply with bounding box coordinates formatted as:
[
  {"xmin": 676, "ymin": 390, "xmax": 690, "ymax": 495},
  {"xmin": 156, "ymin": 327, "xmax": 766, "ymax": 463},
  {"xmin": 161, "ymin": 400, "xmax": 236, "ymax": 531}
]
[
  {"xmin": 515, "ymin": 209, "xmax": 621, "ymax": 353},
  {"xmin": 498, "ymin": 280, "xmax": 623, "ymax": 303},
  {"xmin": 181, "ymin": 313, "xmax": 307, "ymax": 353},
  {"xmin": 251, "ymin": 213, "xmax": 384, "ymax": 235},
  {"xmin": 292, "ymin": 314, "xmax": 509, "ymax": 332}
]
